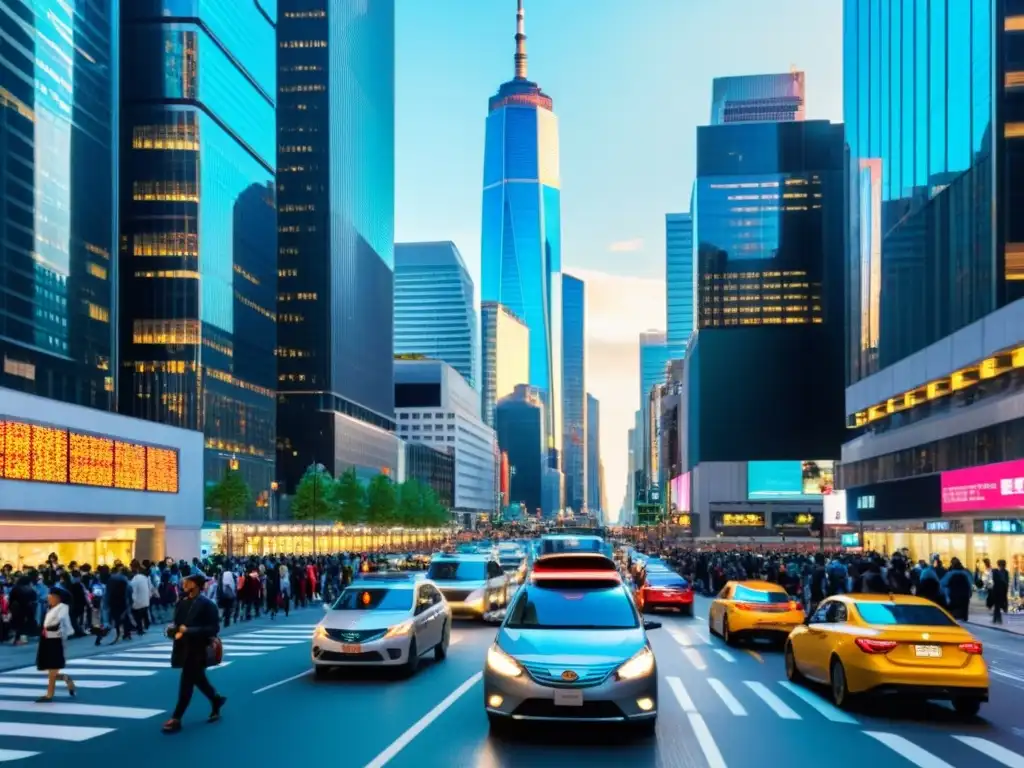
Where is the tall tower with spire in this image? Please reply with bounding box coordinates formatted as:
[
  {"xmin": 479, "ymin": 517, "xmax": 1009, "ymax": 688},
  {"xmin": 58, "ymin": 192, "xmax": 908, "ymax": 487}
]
[{"xmin": 480, "ymin": 0, "xmax": 564, "ymax": 518}]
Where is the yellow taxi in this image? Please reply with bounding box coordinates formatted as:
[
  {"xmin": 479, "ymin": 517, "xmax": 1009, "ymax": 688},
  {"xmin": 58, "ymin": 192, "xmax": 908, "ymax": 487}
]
[
  {"xmin": 708, "ymin": 580, "xmax": 805, "ymax": 645},
  {"xmin": 784, "ymin": 594, "xmax": 988, "ymax": 717}
]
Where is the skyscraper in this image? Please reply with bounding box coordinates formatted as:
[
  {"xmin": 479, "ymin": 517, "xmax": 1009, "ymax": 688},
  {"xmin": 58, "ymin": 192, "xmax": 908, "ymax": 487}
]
[
  {"xmin": 495, "ymin": 385, "xmax": 546, "ymax": 518},
  {"xmin": 665, "ymin": 213, "xmax": 694, "ymax": 357},
  {"xmin": 394, "ymin": 242, "xmax": 477, "ymax": 388},
  {"xmin": 561, "ymin": 274, "xmax": 586, "ymax": 513},
  {"xmin": 480, "ymin": 302, "xmax": 529, "ymax": 428},
  {"xmin": 275, "ymin": 0, "xmax": 399, "ymax": 491},
  {"xmin": 0, "ymin": 0, "xmax": 118, "ymax": 409},
  {"xmin": 480, "ymin": 0, "xmax": 562, "ymax": 472},
  {"xmin": 639, "ymin": 331, "xmax": 670, "ymax": 408},
  {"xmin": 119, "ymin": 0, "xmax": 278, "ymax": 494},
  {"xmin": 586, "ymin": 392, "xmax": 601, "ymax": 515},
  {"xmin": 710, "ymin": 72, "xmax": 805, "ymax": 125}
]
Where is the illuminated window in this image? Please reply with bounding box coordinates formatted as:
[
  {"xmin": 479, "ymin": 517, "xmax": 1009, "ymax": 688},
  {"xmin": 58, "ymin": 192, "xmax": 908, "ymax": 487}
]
[
  {"xmin": 69, "ymin": 433, "xmax": 115, "ymax": 487},
  {"xmin": 133, "ymin": 180, "xmax": 199, "ymax": 202},
  {"xmin": 3, "ymin": 421, "xmax": 31, "ymax": 479},
  {"xmin": 132, "ymin": 124, "xmax": 199, "ymax": 150},
  {"xmin": 88, "ymin": 263, "xmax": 108, "ymax": 280},
  {"xmin": 279, "ymin": 40, "xmax": 327, "ymax": 48},
  {"xmin": 88, "ymin": 303, "xmax": 110, "ymax": 323},
  {"xmin": 1006, "ymin": 123, "xmax": 1024, "ymax": 139},
  {"xmin": 132, "ymin": 319, "xmax": 200, "ymax": 345},
  {"xmin": 133, "ymin": 270, "xmax": 201, "ymax": 279},
  {"xmin": 279, "ymin": 85, "xmax": 326, "ymax": 93},
  {"xmin": 234, "ymin": 292, "xmax": 276, "ymax": 321},
  {"xmin": 283, "ymin": 9, "xmax": 326, "ymax": 18},
  {"xmin": 133, "ymin": 232, "xmax": 199, "ymax": 257},
  {"xmin": 29, "ymin": 426, "xmax": 68, "ymax": 483},
  {"xmin": 3, "ymin": 357, "xmax": 35, "ymax": 381},
  {"xmin": 233, "ymin": 264, "xmax": 260, "ymax": 285},
  {"xmin": 114, "ymin": 442, "xmax": 147, "ymax": 490}
]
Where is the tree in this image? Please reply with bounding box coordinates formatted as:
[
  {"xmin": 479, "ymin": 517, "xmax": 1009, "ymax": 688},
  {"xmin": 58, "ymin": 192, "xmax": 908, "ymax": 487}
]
[
  {"xmin": 205, "ymin": 468, "xmax": 252, "ymax": 521},
  {"xmin": 291, "ymin": 464, "xmax": 335, "ymax": 521},
  {"xmin": 421, "ymin": 484, "xmax": 450, "ymax": 528},
  {"xmin": 396, "ymin": 479, "xmax": 424, "ymax": 528},
  {"xmin": 366, "ymin": 472, "xmax": 398, "ymax": 527},
  {"xmin": 335, "ymin": 467, "xmax": 365, "ymax": 524}
]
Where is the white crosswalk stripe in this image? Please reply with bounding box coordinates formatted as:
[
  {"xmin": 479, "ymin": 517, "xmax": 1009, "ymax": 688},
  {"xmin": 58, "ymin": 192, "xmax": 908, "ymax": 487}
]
[
  {"xmin": 713, "ymin": 649, "xmax": 734, "ymax": 662},
  {"xmin": 0, "ymin": 678, "xmax": 121, "ymax": 689},
  {"xmin": 777, "ymin": 682, "xmax": 857, "ymax": 724},
  {"xmin": 707, "ymin": 678, "xmax": 746, "ymax": 715},
  {"xmin": 0, "ymin": 722, "xmax": 112, "ymax": 742},
  {"xmin": 5, "ymin": 667, "xmax": 156, "ymax": 677},
  {"xmin": 743, "ymin": 681, "xmax": 800, "ymax": 719},
  {"xmin": 668, "ymin": 628, "xmax": 692, "ymax": 646},
  {"xmin": 67, "ymin": 659, "xmax": 168, "ymax": 669},
  {"xmin": 683, "ymin": 648, "xmax": 706, "ymax": 670},
  {"xmin": 953, "ymin": 736, "xmax": 1024, "ymax": 768},
  {"xmin": 0, "ymin": 750, "xmax": 39, "ymax": 762},
  {"xmin": 0, "ymin": 700, "xmax": 162, "ymax": 720},
  {"xmin": 864, "ymin": 732, "xmax": 955, "ymax": 768}
]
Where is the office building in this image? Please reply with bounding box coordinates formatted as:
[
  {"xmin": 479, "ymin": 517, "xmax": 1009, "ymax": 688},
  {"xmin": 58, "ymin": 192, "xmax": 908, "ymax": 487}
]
[
  {"xmin": 480, "ymin": 0, "xmax": 563, "ymax": 467},
  {"xmin": 710, "ymin": 71, "xmax": 805, "ymax": 125},
  {"xmin": 275, "ymin": 0, "xmax": 399, "ymax": 490},
  {"xmin": 403, "ymin": 442, "xmax": 455, "ymax": 511},
  {"xmin": 495, "ymin": 385, "xmax": 546, "ymax": 518},
  {"xmin": 118, "ymin": 0, "xmax": 278, "ymax": 499},
  {"xmin": 480, "ymin": 302, "xmax": 530, "ymax": 428},
  {"xmin": 394, "ymin": 242, "xmax": 477, "ymax": 388},
  {"xmin": 666, "ymin": 213, "xmax": 694, "ymax": 357},
  {"xmin": 586, "ymin": 392, "xmax": 601, "ymax": 515},
  {"xmin": 561, "ymin": 274, "xmax": 586, "ymax": 513},
  {"xmin": 841, "ymin": 1, "xmax": 1024, "ymax": 567},
  {"xmin": 639, "ymin": 331, "xmax": 670, "ymax": 408},
  {"xmin": 394, "ymin": 360, "xmax": 496, "ymax": 519},
  {"xmin": 0, "ymin": 0, "xmax": 117, "ymax": 409}
]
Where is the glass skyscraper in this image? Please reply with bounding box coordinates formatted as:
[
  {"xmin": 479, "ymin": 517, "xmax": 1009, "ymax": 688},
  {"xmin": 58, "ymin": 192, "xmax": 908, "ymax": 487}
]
[
  {"xmin": 481, "ymin": 301, "xmax": 529, "ymax": 429},
  {"xmin": 480, "ymin": 0, "xmax": 562, "ymax": 470},
  {"xmin": 275, "ymin": 0, "xmax": 398, "ymax": 491},
  {"xmin": 586, "ymin": 392, "xmax": 601, "ymax": 515},
  {"xmin": 394, "ymin": 242, "xmax": 477, "ymax": 389},
  {"xmin": 0, "ymin": 0, "xmax": 118, "ymax": 409},
  {"xmin": 118, "ymin": 0, "xmax": 278, "ymax": 497},
  {"xmin": 561, "ymin": 274, "xmax": 586, "ymax": 513},
  {"xmin": 639, "ymin": 331, "xmax": 670, "ymax": 408},
  {"xmin": 711, "ymin": 72, "xmax": 805, "ymax": 125},
  {"xmin": 665, "ymin": 212, "xmax": 694, "ymax": 357},
  {"xmin": 495, "ymin": 384, "xmax": 546, "ymax": 518}
]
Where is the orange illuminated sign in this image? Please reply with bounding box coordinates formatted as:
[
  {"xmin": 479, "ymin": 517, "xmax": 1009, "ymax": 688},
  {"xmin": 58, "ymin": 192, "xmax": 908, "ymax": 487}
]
[{"xmin": 0, "ymin": 418, "xmax": 178, "ymax": 493}]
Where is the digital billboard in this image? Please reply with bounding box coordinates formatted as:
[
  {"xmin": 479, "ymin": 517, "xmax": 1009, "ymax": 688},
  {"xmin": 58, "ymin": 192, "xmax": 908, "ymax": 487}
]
[
  {"xmin": 747, "ymin": 460, "xmax": 834, "ymax": 501},
  {"xmin": 823, "ymin": 489, "xmax": 847, "ymax": 525},
  {"xmin": 941, "ymin": 459, "xmax": 1024, "ymax": 514},
  {"xmin": 670, "ymin": 472, "xmax": 690, "ymax": 513}
]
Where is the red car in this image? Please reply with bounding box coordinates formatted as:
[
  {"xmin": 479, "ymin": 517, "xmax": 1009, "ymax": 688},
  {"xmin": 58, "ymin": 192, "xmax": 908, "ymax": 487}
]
[{"xmin": 637, "ymin": 571, "xmax": 694, "ymax": 617}]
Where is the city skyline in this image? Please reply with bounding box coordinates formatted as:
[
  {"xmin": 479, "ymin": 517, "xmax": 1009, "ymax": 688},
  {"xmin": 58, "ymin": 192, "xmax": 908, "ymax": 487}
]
[{"xmin": 394, "ymin": 0, "xmax": 842, "ymax": 518}]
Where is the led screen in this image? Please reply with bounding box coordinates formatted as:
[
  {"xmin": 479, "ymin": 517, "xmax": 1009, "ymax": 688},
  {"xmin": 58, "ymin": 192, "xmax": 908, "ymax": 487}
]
[
  {"xmin": 670, "ymin": 472, "xmax": 690, "ymax": 513},
  {"xmin": 941, "ymin": 459, "xmax": 1024, "ymax": 513},
  {"xmin": 747, "ymin": 460, "xmax": 835, "ymax": 501},
  {"xmin": 823, "ymin": 489, "xmax": 847, "ymax": 524}
]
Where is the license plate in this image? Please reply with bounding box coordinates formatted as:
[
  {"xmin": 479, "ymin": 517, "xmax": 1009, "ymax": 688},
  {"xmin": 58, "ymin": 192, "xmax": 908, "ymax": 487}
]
[
  {"xmin": 914, "ymin": 644, "xmax": 941, "ymax": 658},
  {"xmin": 553, "ymin": 689, "xmax": 584, "ymax": 707},
  {"xmin": 341, "ymin": 644, "xmax": 362, "ymax": 654}
]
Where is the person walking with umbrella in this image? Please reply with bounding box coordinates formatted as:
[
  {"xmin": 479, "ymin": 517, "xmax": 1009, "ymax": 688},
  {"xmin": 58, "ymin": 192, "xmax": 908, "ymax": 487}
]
[
  {"xmin": 162, "ymin": 571, "xmax": 226, "ymax": 734},
  {"xmin": 36, "ymin": 586, "xmax": 77, "ymax": 702}
]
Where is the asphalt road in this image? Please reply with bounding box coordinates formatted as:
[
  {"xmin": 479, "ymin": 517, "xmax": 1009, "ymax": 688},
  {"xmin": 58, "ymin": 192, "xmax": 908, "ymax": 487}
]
[{"xmin": 1, "ymin": 595, "xmax": 1022, "ymax": 767}]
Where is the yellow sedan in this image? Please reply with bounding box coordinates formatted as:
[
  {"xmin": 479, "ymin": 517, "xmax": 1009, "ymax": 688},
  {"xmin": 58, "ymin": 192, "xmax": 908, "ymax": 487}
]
[
  {"xmin": 785, "ymin": 594, "xmax": 989, "ymax": 717},
  {"xmin": 708, "ymin": 580, "xmax": 806, "ymax": 645}
]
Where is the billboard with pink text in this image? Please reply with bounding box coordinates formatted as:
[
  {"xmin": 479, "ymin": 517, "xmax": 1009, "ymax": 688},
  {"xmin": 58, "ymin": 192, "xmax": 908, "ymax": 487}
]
[{"xmin": 941, "ymin": 458, "xmax": 1024, "ymax": 513}]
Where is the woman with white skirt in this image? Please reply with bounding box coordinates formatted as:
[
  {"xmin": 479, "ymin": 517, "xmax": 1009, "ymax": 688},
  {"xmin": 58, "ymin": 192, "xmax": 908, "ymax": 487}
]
[{"xmin": 36, "ymin": 587, "xmax": 77, "ymax": 702}]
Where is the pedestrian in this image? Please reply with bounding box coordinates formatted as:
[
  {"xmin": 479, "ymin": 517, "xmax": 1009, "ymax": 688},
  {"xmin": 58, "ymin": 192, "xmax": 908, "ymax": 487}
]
[
  {"xmin": 162, "ymin": 571, "xmax": 226, "ymax": 734},
  {"xmin": 989, "ymin": 559, "xmax": 1010, "ymax": 624},
  {"xmin": 129, "ymin": 561, "xmax": 152, "ymax": 635},
  {"xmin": 36, "ymin": 586, "xmax": 77, "ymax": 702}
]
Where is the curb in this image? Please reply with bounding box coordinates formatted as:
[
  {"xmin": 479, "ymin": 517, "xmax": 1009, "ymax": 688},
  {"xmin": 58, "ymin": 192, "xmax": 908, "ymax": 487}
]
[{"xmin": 963, "ymin": 619, "xmax": 1024, "ymax": 638}]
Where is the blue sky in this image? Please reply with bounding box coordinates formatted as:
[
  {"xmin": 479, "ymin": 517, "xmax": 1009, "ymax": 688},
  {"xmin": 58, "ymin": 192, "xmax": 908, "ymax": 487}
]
[{"xmin": 394, "ymin": 0, "xmax": 843, "ymax": 516}]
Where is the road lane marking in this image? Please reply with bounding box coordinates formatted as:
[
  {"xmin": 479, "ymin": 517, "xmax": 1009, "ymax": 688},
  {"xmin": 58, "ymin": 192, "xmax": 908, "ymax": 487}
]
[
  {"xmin": 249, "ymin": 630, "xmax": 314, "ymax": 637},
  {"xmin": 0, "ymin": 687, "xmax": 73, "ymax": 698},
  {"xmin": 666, "ymin": 676, "xmax": 696, "ymax": 712},
  {"xmin": 668, "ymin": 629, "xmax": 692, "ymax": 646},
  {"xmin": 692, "ymin": 627, "xmax": 712, "ymax": 644},
  {"xmin": 219, "ymin": 644, "xmax": 287, "ymax": 651},
  {"xmin": 777, "ymin": 682, "xmax": 857, "ymax": 724},
  {"xmin": 953, "ymin": 736, "xmax": 1024, "ymax": 768},
  {"xmin": 223, "ymin": 639, "xmax": 305, "ymax": 646},
  {"xmin": 0, "ymin": 700, "xmax": 163, "ymax": 719},
  {"xmin": 863, "ymin": 732, "xmax": 954, "ymax": 768},
  {"xmin": 0, "ymin": 750, "xmax": 39, "ymax": 762},
  {"xmin": 363, "ymin": 672, "xmax": 482, "ymax": 768},
  {"xmin": 992, "ymin": 669, "xmax": 1024, "ymax": 684},
  {"xmin": 207, "ymin": 662, "xmax": 233, "ymax": 670},
  {"xmin": 707, "ymin": 678, "xmax": 746, "ymax": 715},
  {"xmin": 713, "ymin": 649, "xmax": 735, "ymax": 662},
  {"xmin": 743, "ymin": 681, "xmax": 800, "ymax": 719},
  {"xmin": 683, "ymin": 648, "xmax": 706, "ymax": 670},
  {"xmin": 0, "ymin": 722, "xmax": 112, "ymax": 742},
  {"xmin": 66, "ymin": 659, "xmax": 167, "ymax": 669},
  {"xmin": 687, "ymin": 713, "xmax": 727, "ymax": 768},
  {"xmin": 743, "ymin": 649, "xmax": 763, "ymax": 663},
  {"xmin": 0, "ymin": 678, "xmax": 121, "ymax": 689},
  {"xmin": 254, "ymin": 669, "xmax": 312, "ymax": 694},
  {"xmin": 5, "ymin": 667, "xmax": 155, "ymax": 677},
  {"xmin": 106, "ymin": 653, "xmax": 177, "ymax": 661}
]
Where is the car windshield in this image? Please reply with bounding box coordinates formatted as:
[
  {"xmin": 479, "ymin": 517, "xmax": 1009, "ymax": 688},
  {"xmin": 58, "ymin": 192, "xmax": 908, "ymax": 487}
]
[
  {"xmin": 505, "ymin": 585, "xmax": 638, "ymax": 630},
  {"xmin": 647, "ymin": 573, "xmax": 688, "ymax": 588},
  {"xmin": 331, "ymin": 588, "xmax": 412, "ymax": 612},
  {"xmin": 855, "ymin": 602, "xmax": 957, "ymax": 627},
  {"xmin": 427, "ymin": 561, "xmax": 486, "ymax": 581},
  {"xmin": 733, "ymin": 585, "xmax": 790, "ymax": 604},
  {"xmin": 541, "ymin": 538, "xmax": 603, "ymax": 554}
]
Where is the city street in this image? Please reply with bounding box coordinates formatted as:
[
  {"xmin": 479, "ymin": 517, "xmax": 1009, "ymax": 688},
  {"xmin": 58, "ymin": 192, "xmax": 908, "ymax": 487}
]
[{"xmin": 0, "ymin": 596, "xmax": 1022, "ymax": 767}]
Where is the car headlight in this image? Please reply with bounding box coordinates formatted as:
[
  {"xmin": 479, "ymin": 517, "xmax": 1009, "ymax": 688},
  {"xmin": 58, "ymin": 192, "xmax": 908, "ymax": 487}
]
[
  {"xmin": 486, "ymin": 645, "xmax": 523, "ymax": 678},
  {"xmin": 466, "ymin": 588, "xmax": 485, "ymax": 605},
  {"xmin": 384, "ymin": 620, "xmax": 414, "ymax": 638},
  {"xmin": 314, "ymin": 625, "xmax": 328, "ymax": 639},
  {"xmin": 615, "ymin": 647, "xmax": 655, "ymax": 681}
]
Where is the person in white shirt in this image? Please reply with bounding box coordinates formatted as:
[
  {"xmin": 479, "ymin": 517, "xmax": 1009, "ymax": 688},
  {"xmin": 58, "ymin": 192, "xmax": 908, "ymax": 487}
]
[
  {"xmin": 129, "ymin": 563, "xmax": 152, "ymax": 635},
  {"xmin": 37, "ymin": 587, "xmax": 76, "ymax": 702}
]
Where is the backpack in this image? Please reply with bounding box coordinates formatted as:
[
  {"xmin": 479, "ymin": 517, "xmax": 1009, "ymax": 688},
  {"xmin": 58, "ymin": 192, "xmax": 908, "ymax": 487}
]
[{"xmin": 220, "ymin": 574, "xmax": 236, "ymax": 598}]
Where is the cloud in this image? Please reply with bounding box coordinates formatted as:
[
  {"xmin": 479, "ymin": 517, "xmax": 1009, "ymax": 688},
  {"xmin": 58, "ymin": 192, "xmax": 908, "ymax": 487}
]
[
  {"xmin": 607, "ymin": 238, "xmax": 644, "ymax": 253},
  {"xmin": 567, "ymin": 267, "xmax": 664, "ymax": 344}
]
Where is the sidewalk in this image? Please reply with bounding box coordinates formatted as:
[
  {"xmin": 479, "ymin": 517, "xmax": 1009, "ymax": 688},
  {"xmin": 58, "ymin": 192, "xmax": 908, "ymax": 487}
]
[
  {"xmin": 0, "ymin": 603, "xmax": 323, "ymax": 673},
  {"xmin": 964, "ymin": 595, "xmax": 1024, "ymax": 636}
]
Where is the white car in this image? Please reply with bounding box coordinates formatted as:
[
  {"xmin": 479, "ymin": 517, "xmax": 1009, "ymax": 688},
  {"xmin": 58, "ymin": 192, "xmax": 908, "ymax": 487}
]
[{"xmin": 311, "ymin": 574, "xmax": 452, "ymax": 677}]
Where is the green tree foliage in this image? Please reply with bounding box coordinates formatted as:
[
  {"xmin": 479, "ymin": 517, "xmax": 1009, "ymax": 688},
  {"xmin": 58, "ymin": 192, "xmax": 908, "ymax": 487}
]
[
  {"xmin": 397, "ymin": 478, "xmax": 426, "ymax": 527},
  {"xmin": 335, "ymin": 467, "xmax": 366, "ymax": 524},
  {"xmin": 365, "ymin": 473, "xmax": 398, "ymax": 527},
  {"xmin": 205, "ymin": 468, "xmax": 253, "ymax": 521},
  {"xmin": 291, "ymin": 464, "xmax": 335, "ymax": 521}
]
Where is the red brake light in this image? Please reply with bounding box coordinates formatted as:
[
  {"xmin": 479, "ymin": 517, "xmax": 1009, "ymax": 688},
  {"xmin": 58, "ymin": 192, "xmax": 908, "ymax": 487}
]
[
  {"xmin": 531, "ymin": 570, "xmax": 621, "ymax": 583},
  {"xmin": 788, "ymin": 601, "xmax": 801, "ymax": 611},
  {"xmin": 959, "ymin": 641, "xmax": 983, "ymax": 655},
  {"xmin": 733, "ymin": 602, "xmax": 758, "ymax": 611},
  {"xmin": 855, "ymin": 638, "xmax": 898, "ymax": 654}
]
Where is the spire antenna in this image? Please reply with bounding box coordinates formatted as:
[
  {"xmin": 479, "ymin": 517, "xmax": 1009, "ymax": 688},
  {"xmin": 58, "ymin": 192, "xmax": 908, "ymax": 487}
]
[{"xmin": 514, "ymin": 0, "xmax": 527, "ymax": 80}]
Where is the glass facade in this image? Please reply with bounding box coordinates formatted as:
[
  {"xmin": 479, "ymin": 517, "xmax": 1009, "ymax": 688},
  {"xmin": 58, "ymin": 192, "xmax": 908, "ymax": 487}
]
[
  {"xmin": 665, "ymin": 213, "xmax": 694, "ymax": 356},
  {"xmin": 586, "ymin": 392, "xmax": 601, "ymax": 514},
  {"xmin": 394, "ymin": 242, "xmax": 476, "ymax": 389},
  {"xmin": 843, "ymin": 0, "xmax": 1006, "ymax": 386},
  {"xmin": 480, "ymin": 301, "xmax": 529, "ymax": 429},
  {"xmin": 560, "ymin": 274, "xmax": 585, "ymax": 513},
  {"xmin": 694, "ymin": 120, "xmax": 844, "ymax": 329},
  {"xmin": 0, "ymin": 0, "xmax": 118, "ymax": 408},
  {"xmin": 275, "ymin": 0, "xmax": 396, "ymax": 492},
  {"xmin": 404, "ymin": 442, "xmax": 454, "ymax": 510},
  {"xmin": 495, "ymin": 386, "xmax": 545, "ymax": 518},
  {"xmin": 710, "ymin": 72, "xmax": 806, "ymax": 125},
  {"xmin": 639, "ymin": 331, "xmax": 670, "ymax": 407},
  {"xmin": 118, "ymin": 0, "xmax": 277, "ymax": 501}
]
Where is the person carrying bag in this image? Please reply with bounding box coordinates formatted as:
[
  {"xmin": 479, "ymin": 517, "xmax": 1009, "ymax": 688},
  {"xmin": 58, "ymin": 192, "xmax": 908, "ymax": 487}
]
[{"xmin": 161, "ymin": 571, "xmax": 226, "ymax": 734}]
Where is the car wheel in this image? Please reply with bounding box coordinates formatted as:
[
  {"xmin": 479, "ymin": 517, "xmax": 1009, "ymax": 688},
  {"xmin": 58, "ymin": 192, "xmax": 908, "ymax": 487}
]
[
  {"xmin": 722, "ymin": 614, "xmax": 736, "ymax": 646},
  {"xmin": 829, "ymin": 657, "xmax": 853, "ymax": 709},
  {"xmin": 784, "ymin": 643, "xmax": 804, "ymax": 683},
  {"xmin": 434, "ymin": 621, "xmax": 449, "ymax": 662},
  {"xmin": 680, "ymin": 603, "xmax": 694, "ymax": 618},
  {"xmin": 314, "ymin": 666, "xmax": 329, "ymax": 680},
  {"xmin": 404, "ymin": 638, "xmax": 419, "ymax": 677},
  {"xmin": 708, "ymin": 610, "xmax": 718, "ymax": 636},
  {"xmin": 630, "ymin": 718, "xmax": 657, "ymax": 739},
  {"xmin": 952, "ymin": 697, "xmax": 982, "ymax": 719}
]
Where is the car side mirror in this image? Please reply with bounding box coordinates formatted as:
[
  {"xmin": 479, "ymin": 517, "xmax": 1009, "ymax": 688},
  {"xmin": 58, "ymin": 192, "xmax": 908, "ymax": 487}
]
[{"xmin": 643, "ymin": 620, "xmax": 662, "ymax": 631}]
